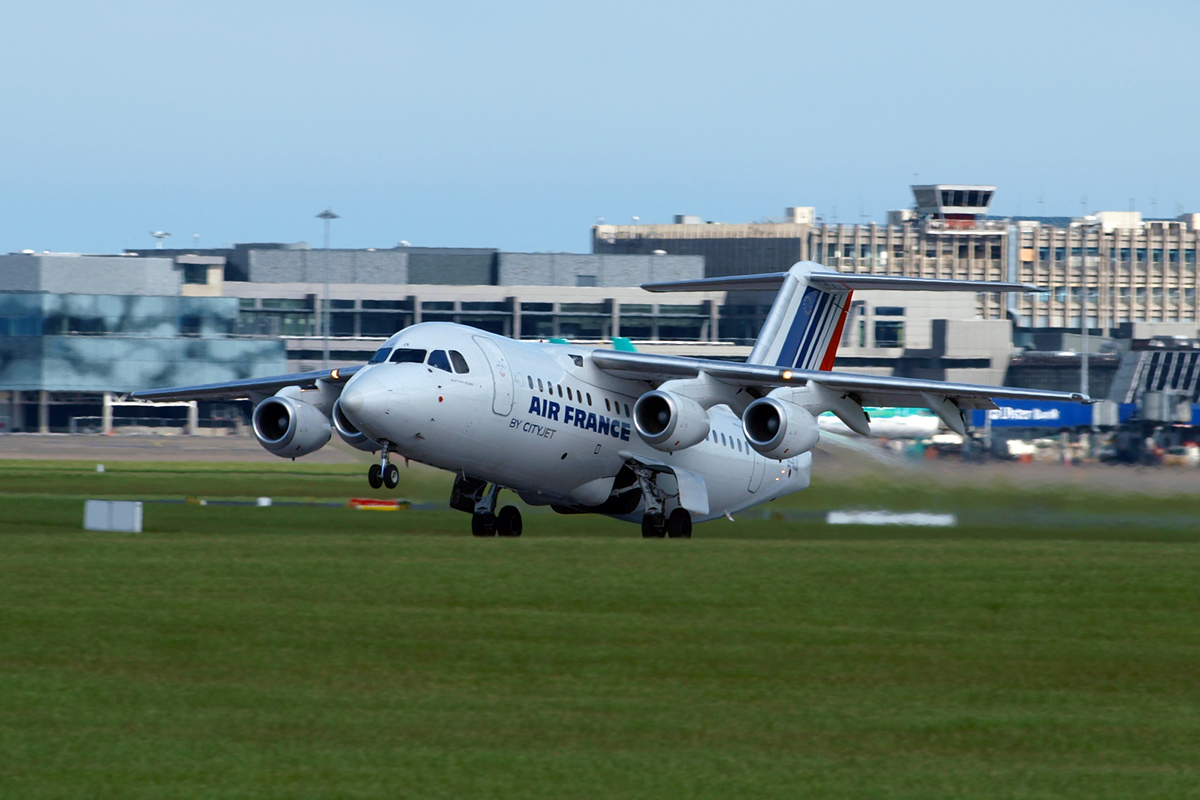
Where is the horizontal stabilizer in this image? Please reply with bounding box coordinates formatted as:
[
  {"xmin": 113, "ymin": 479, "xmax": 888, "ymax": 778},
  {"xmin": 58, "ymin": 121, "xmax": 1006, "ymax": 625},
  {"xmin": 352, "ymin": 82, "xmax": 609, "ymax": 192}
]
[{"xmin": 643, "ymin": 263, "xmax": 1045, "ymax": 294}]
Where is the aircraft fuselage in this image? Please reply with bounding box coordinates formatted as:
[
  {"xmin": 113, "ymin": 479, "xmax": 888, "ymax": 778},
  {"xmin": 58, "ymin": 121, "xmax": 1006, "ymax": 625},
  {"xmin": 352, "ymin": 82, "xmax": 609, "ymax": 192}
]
[{"xmin": 337, "ymin": 322, "xmax": 810, "ymax": 523}]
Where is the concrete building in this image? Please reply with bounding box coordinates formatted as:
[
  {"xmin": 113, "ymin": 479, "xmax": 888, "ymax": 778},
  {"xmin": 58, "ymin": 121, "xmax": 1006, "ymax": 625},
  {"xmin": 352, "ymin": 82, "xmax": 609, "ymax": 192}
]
[{"xmin": 592, "ymin": 185, "xmax": 1200, "ymax": 336}]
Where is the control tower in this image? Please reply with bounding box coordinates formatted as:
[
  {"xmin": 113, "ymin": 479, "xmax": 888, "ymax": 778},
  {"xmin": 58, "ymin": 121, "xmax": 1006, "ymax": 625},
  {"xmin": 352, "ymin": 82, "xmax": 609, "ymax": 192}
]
[{"xmin": 911, "ymin": 184, "xmax": 995, "ymax": 229}]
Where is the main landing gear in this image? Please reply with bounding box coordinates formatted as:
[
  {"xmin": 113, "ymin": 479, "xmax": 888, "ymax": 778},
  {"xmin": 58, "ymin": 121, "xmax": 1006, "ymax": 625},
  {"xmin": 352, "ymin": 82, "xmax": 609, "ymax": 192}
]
[
  {"xmin": 451, "ymin": 474, "xmax": 522, "ymax": 537},
  {"xmin": 367, "ymin": 443, "xmax": 400, "ymax": 490},
  {"xmin": 632, "ymin": 462, "xmax": 692, "ymax": 539},
  {"xmin": 640, "ymin": 508, "xmax": 692, "ymax": 539}
]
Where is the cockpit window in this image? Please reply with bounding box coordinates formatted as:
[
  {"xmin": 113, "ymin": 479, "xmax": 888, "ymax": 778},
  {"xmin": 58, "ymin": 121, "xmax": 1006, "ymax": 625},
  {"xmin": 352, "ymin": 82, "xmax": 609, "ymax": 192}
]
[
  {"xmin": 369, "ymin": 346, "xmax": 391, "ymax": 364},
  {"xmin": 389, "ymin": 348, "xmax": 427, "ymax": 364},
  {"xmin": 449, "ymin": 350, "xmax": 469, "ymax": 373},
  {"xmin": 428, "ymin": 349, "xmax": 453, "ymax": 372}
]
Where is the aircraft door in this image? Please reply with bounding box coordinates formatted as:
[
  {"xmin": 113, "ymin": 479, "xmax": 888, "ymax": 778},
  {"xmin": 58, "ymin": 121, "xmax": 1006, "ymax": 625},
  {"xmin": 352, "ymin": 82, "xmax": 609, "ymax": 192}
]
[
  {"xmin": 748, "ymin": 453, "xmax": 765, "ymax": 493},
  {"xmin": 472, "ymin": 336, "xmax": 514, "ymax": 415}
]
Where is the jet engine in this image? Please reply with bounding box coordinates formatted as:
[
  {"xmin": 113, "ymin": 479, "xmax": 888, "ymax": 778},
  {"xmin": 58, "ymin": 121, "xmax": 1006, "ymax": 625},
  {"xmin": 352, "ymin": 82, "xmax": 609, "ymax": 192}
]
[
  {"xmin": 632, "ymin": 390, "xmax": 711, "ymax": 452},
  {"xmin": 331, "ymin": 398, "xmax": 379, "ymax": 453},
  {"xmin": 742, "ymin": 397, "xmax": 819, "ymax": 460},
  {"xmin": 252, "ymin": 394, "xmax": 332, "ymax": 458}
]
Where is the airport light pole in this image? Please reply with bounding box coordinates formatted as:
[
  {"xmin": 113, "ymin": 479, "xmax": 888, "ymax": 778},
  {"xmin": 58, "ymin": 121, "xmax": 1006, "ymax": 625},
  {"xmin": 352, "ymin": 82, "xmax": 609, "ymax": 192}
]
[{"xmin": 317, "ymin": 209, "xmax": 340, "ymax": 370}]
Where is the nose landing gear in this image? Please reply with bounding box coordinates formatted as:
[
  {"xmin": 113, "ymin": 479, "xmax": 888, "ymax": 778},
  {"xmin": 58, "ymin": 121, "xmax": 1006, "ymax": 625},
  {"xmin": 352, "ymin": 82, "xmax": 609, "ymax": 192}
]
[{"xmin": 368, "ymin": 443, "xmax": 400, "ymax": 490}]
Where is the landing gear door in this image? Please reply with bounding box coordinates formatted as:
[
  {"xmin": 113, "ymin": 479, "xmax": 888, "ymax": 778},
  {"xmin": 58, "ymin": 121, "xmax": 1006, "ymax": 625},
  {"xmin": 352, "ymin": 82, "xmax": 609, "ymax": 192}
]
[
  {"xmin": 748, "ymin": 454, "xmax": 765, "ymax": 493},
  {"xmin": 472, "ymin": 336, "xmax": 514, "ymax": 415}
]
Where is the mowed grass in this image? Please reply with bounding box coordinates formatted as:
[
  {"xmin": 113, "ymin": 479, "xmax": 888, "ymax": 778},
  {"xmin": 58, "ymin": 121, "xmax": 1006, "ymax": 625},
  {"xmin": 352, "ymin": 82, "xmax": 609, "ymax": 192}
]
[{"xmin": 2, "ymin": 460, "xmax": 1200, "ymax": 798}]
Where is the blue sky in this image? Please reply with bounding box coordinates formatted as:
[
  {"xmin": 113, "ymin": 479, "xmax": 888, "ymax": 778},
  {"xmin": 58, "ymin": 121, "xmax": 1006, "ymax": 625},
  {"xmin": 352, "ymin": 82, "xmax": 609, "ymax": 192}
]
[{"xmin": 1, "ymin": 0, "xmax": 1195, "ymax": 255}]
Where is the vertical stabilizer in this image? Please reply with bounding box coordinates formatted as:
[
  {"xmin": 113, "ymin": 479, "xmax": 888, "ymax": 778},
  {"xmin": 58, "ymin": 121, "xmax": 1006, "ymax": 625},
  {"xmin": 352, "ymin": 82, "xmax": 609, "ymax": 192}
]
[{"xmin": 747, "ymin": 262, "xmax": 853, "ymax": 370}]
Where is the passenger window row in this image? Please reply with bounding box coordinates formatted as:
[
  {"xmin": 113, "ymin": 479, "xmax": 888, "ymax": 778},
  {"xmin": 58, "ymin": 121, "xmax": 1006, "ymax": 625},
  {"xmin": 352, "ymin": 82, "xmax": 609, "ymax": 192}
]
[
  {"xmin": 711, "ymin": 429, "xmax": 747, "ymax": 454},
  {"xmin": 526, "ymin": 375, "xmax": 629, "ymax": 417}
]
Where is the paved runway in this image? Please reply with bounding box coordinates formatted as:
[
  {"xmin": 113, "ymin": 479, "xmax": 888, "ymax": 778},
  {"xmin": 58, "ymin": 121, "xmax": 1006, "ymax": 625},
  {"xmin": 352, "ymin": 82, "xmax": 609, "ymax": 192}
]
[{"xmin": 2, "ymin": 433, "xmax": 1194, "ymax": 494}]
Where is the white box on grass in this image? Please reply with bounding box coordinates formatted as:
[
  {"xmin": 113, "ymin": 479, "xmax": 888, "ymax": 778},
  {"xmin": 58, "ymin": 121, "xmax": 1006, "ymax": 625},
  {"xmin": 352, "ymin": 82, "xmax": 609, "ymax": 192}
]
[{"xmin": 84, "ymin": 500, "xmax": 143, "ymax": 532}]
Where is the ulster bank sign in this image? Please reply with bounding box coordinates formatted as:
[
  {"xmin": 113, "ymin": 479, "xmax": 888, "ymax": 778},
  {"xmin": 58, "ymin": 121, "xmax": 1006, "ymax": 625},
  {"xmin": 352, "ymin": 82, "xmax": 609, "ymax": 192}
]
[{"xmin": 970, "ymin": 400, "xmax": 1092, "ymax": 429}]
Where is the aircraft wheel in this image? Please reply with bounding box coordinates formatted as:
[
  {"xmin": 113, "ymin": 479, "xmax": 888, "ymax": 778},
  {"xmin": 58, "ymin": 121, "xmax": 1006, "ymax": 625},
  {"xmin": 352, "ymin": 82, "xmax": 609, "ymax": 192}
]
[
  {"xmin": 666, "ymin": 508, "xmax": 692, "ymax": 539},
  {"xmin": 383, "ymin": 463, "xmax": 400, "ymax": 489},
  {"xmin": 496, "ymin": 505, "xmax": 523, "ymax": 537},
  {"xmin": 368, "ymin": 464, "xmax": 383, "ymax": 489},
  {"xmin": 472, "ymin": 512, "xmax": 497, "ymax": 537},
  {"xmin": 641, "ymin": 512, "xmax": 665, "ymax": 539}
]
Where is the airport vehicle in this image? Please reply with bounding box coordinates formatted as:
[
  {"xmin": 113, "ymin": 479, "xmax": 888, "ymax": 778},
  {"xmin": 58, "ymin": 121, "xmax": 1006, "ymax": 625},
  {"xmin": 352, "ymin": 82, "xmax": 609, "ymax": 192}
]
[{"xmin": 133, "ymin": 261, "xmax": 1088, "ymax": 538}]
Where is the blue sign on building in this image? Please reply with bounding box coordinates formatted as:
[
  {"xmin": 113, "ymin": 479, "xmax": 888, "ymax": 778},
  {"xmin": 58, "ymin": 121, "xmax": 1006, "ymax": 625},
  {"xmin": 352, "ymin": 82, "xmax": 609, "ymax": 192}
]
[{"xmin": 969, "ymin": 400, "xmax": 1094, "ymax": 429}]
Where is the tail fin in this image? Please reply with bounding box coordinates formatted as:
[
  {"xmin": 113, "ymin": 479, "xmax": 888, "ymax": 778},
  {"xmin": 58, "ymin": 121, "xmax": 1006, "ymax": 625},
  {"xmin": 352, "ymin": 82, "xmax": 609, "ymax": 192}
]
[
  {"xmin": 746, "ymin": 263, "xmax": 851, "ymax": 370},
  {"xmin": 641, "ymin": 260, "xmax": 1048, "ymax": 370}
]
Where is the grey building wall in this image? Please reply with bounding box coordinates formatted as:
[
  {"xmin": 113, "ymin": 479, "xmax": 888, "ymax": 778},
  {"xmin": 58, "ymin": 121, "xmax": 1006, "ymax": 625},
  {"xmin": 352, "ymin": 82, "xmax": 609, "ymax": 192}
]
[
  {"xmin": 497, "ymin": 253, "xmax": 703, "ymax": 286},
  {"xmin": 0, "ymin": 254, "xmax": 181, "ymax": 296},
  {"xmin": 246, "ymin": 247, "xmax": 500, "ymax": 285},
  {"xmin": 247, "ymin": 249, "xmax": 409, "ymax": 284}
]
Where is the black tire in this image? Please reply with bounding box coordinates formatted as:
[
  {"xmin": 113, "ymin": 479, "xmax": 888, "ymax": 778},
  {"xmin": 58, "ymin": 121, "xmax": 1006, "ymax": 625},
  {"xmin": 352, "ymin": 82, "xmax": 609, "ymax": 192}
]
[
  {"xmin": 666, "ymin": 508, "xmax": 692, "ymax": 539},
  {"xmin": 383, "ymin": 463, "xmax": 400, "ymax": 489},
  {"xmin": 641, "ymin": 512, "xmax": 665, "ymax": 539},
  {"xmin": 471, "ymin": 512, "xmax": 496, "ymax": 537},
  {"xmin": 368, "ymin": 464, "xmax": 383, "ymax": 489},
  {"xmin": 496, "ymin": 506, "xmax": 523, "ymax": 537}
]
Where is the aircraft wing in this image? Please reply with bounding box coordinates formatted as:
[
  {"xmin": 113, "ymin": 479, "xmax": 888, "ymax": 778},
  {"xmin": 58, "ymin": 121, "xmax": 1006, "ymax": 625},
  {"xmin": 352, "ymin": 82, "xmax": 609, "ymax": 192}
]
[
  {"xmin": 589, "ymin": 350, "xmax": 1087, "ymax": 410},
  {"xmin": 130, "ymin": 366, "xmax": 361, "ymax": 402}
]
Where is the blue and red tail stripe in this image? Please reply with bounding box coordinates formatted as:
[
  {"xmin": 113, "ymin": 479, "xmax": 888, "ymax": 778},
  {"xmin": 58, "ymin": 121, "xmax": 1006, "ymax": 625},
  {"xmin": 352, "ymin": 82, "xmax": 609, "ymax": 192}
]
[{"xmin": 773, "ymin": 288, "xmax": 852, "ymax": 371}]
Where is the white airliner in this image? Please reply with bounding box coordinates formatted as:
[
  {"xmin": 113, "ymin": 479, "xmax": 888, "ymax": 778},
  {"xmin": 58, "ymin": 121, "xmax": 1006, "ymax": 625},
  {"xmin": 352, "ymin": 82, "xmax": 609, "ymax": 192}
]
[{"xmin": 134, "ymin": 261, "xmax": 1087, "ymax": 538}]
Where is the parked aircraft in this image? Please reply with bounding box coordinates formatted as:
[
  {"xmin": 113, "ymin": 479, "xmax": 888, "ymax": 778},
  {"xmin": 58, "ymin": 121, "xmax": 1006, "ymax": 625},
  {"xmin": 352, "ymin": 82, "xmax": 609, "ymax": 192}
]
[
  {"xmin": 818, "ymin": 407, "xmax": 942, "ymax": 439},
  {"xmin": 133, "ymin": 262, "xmax": 1088, "ymax": 538}
]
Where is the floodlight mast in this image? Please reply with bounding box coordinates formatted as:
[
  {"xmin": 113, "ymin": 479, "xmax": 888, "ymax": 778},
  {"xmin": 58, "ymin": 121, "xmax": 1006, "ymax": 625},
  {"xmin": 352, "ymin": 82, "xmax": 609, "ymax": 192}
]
[
  {"xmin": 150, "ymin": 231, "xmax": 170, "ymax": 249},
  {"xmin": 316, "ymin": 209, "xmax": 340, "ymax": 370}
]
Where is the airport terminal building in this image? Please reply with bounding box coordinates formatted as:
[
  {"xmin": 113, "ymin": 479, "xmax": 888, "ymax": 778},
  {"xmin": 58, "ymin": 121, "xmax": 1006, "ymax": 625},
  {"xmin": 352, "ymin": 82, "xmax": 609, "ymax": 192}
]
[{"xmin": 3, "ymin": 182, "xmax": 1199, "ymax": 441}]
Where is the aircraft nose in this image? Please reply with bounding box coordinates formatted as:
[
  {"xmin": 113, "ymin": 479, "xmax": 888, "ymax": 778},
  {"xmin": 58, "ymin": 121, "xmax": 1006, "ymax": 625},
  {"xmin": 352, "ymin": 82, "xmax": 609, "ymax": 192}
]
[
  {"xmin": 336, "ymin": 369, "xmax": 397, "ymax": 438},
  {"xmin": 340, "ymin": 385, "xmax": 366, "ymax": 415}
]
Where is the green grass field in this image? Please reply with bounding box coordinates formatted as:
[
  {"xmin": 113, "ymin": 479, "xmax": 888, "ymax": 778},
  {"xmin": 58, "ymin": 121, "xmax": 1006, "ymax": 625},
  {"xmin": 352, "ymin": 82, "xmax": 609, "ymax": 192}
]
[{"xmin": 2, "ymin": 459, "xmax": 1200, "ymax": 798}]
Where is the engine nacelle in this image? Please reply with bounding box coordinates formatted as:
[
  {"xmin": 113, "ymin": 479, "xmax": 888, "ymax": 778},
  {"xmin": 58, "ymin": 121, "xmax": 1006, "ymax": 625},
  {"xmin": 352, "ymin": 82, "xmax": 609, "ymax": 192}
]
[
  {"xmin": 252, "ymin": 395, "xmax": 331, "ymax": 458},
  {"xmin": 331, "ymin": 398, "xmax": 379, "ymax": 453},
  {"xmin": 632, "ymin": 390, "xmax": 711, "ymax": 452},
  {"xmin": 742, "ymin": 397, "xmax": 819, "ymax": 460}
]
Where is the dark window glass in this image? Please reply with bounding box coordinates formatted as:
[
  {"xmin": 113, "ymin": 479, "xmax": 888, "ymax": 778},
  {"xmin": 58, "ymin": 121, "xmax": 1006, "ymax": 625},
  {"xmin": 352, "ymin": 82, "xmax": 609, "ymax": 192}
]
[
  {"xmin": 528, "ymin": 376, "xmax": 534, "ymax": 389},
  {"xmin": 389, "ymin": 348, "xmax": 427, "ymax": 364},
  {"xmin": 557, "ymin": 385, "xmax": 563, "ymax": 397},
  {"xmin": 720, "ymin": 433, "xmax": 726, "ymax": 446},
  {"xmin": 605, "ymin": 398, "xmax": 611, "ymax": 412},
  {"xmin": 363, "ymin": 299, "xmax": 412, "ymax": 310},
  {"xmin": 182, "ymin": 264, "xmax": 208, "ymax": 284},
  {"xmin": 586, "ymin": 393, "xmax": 592, "ymax": 406},
  {"xmin": 449, "ymin": 350, "xmax": 469, "ymax": 373},
  {"xmin": 428, "ymin": 350, "xmax": 452, "ymax": 372},
  {"xmin": 875, "ymin": 320, "xmax": 905, "ymax": 347},
  {"xmin": 369, "ymin": 347, "xmax": 391, "ymax": 364},
  {"xmin": 538, "ymin": 379, "xmax": 544, "ymax": 391},
  {"xmin": 624, "ymin": 403, "xmax": 630, "ymax": 417},
  {"xmin": 876, "ymin": 306, "xmax": 905, "ymax": 317}
]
